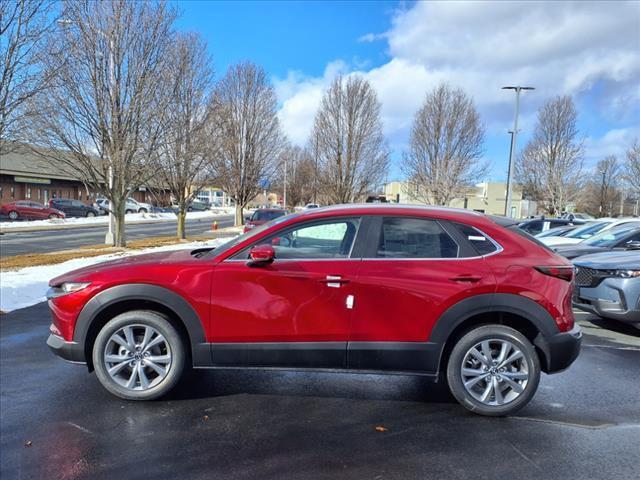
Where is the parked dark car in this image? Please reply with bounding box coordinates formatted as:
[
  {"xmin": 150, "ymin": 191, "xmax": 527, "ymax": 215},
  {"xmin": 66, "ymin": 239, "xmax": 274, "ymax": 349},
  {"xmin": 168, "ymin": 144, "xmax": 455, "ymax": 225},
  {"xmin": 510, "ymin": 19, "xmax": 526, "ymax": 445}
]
[
  {"xmin": 0, "ymin": 200, "xmax": 65, "ymax": 221},
  {"xmin": 49, "ymin": 199, "xmax": 100, "ymax": 218},
  {"xmin": 573, "ymin": 251, "xmax": 640, "ymax": 326},
  {"xmin": 243, "ymin": 208, "xmax": 287, "ymax": 233},
  {"xmin": 554, "ymin": 225, "xmax": 640, "ymax": 260},
  {"xmin": 518, "ymin": 217, "xmax": 585, "ymax": 236},
  {"xmin": 46, "ymin": 204, "xmax": 581, "ymax": 416}
]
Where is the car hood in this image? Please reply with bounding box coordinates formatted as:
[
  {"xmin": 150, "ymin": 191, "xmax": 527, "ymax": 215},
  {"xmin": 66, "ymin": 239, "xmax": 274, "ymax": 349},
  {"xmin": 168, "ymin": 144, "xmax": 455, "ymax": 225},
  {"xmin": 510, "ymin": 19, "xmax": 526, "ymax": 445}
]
[
  {"xmin": 573, "ymin": 251, "xmax": 640, "ymax": 269},
  {"xmin": 49, "ymin": 248, "xmax": 204, "ymax": 285},
  {"xmin": 554, "ymin": 245, "xmax": 605, "ymax": 260}
]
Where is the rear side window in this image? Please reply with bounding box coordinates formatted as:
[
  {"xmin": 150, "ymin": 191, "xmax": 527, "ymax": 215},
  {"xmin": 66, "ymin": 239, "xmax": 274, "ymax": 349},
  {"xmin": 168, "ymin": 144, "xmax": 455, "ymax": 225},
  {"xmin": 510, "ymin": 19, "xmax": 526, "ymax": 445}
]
[
  {"xmin": 507, "ymin": 225, "xmax": 554, "ymax": 252},
  {"xmin": 375, "ymin": 217, "xmax": 458, "ymax": 259},
  {"xmin": 453, "ymin": 223, "xmax": 499, "ymax": 256}
]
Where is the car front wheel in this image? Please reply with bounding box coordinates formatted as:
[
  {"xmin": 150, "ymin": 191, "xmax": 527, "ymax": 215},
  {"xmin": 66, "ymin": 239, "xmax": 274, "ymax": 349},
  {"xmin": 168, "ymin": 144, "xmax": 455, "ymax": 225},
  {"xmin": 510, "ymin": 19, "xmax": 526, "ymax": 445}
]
[
  {"xmin": 446, "ymin": 325, "xmax": 540, "ymax": 416},
  {"xmin": 86, "ymin": 211, "xmax": 95, "ymax": 217},
  {"xmin": 92, "ymin": 310, "xmax": 186, "ymax": 400},
  {"xmin": 8, "ymin": 210, "xmax": 19, "ymax": 220}
]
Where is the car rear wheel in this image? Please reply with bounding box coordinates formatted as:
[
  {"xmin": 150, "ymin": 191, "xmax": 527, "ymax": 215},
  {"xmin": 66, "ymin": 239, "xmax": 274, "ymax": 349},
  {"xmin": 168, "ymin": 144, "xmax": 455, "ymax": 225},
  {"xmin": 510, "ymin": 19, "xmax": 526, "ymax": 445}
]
[
  {"xmin": 8, "ymin": 210, "xmax": 19, "ymax": 220},
  {"xmin": 446, "ymin": 325, "xmax": 540, "ymax": 416},
  {"xmin": 139, "ymin": 208, "xmax": 147, "ymax": 213},
  {"xmin": 48, "ymin": 213, "xmax": 58, "ymax": 219},
  {"xmin": 93, "ymin": 310, "xmax": 186, "ymax": 400}
]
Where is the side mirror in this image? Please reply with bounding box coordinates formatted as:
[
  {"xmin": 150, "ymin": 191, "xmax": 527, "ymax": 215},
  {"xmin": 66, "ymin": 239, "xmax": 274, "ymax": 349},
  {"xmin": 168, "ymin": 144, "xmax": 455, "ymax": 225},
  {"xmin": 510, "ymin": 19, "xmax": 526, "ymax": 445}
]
[
  {"xmin": 625, "ymin": 240, "xmax": 640, "ymax": 250},
  {"xmin": 247, "ymin": 244, "xmax": 275, "ymax": 267},
  {"xmin": 245, "ymin": 215, "xmax": 251, "ymax": 221}
]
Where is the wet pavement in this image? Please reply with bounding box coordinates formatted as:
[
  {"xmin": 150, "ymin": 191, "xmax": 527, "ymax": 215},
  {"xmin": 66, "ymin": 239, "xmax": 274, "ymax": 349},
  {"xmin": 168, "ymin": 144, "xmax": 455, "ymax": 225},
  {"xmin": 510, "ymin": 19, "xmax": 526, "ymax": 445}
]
[{"xmin": 1, "ymin": 304, "xmax": 639, "ymax": 479}]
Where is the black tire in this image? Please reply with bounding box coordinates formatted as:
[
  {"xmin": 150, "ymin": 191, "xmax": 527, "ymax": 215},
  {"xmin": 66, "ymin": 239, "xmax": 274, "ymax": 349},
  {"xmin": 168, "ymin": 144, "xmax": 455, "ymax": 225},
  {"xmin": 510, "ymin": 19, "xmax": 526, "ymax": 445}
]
[
  {"xmin": 8, "ymin": 210, "xmax": 19, "ymax": 220},
  {"xmin": 187, "ymin": 206, "xmax": 193, "ymax": 212},
  {"xmin": 92, "ymin": 310, "xmax": 186, "ymax": 401},
  {"xmin": 139, "ymin": 208, "xmax": 147, "ymax": 213},
  {"xmin": 48, "ymin": 213, "xmax": 58, "ymax": 219},
  {"xmin": 86, "ymin": 211, "xmax": 96, "ymax": 217},
  {"xmin": 125, "ymin": 209, "xmax": 133, "ymax": 214},
  {"xmin": 446, "ymin": 325, "xmax": 540, "ymax": 417}
]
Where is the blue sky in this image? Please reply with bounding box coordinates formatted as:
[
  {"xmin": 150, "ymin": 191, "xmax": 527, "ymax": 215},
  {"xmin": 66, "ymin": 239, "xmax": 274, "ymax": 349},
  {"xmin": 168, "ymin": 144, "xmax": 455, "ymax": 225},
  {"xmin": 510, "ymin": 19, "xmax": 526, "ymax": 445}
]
[{"xmin": 175, "ymin": 0, "xmax": 640, "ymax": 182}]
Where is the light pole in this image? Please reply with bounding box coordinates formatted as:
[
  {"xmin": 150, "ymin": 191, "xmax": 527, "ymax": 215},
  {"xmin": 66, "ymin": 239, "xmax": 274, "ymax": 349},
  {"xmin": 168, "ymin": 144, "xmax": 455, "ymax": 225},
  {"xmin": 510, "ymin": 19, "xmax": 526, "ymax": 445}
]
[
  {"xmin": 58, "ymin": 18, "xmax": 116, "ymax": 244},
  {"xmin": 283, "ymin": 156, "xmax": 287, "ymax": 210},
  {"xmin": 502, "ymin": 86, "xmax": 534, "ymax": 218}
]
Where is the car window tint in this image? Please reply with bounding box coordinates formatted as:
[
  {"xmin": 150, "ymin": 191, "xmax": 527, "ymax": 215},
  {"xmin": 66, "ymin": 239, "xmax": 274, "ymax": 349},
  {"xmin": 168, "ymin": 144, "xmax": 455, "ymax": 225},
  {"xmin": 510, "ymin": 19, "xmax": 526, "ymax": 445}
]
[
  {"xmin": 453, "ymin": 223, "xmax": 499, "ymax": 256},
  {"xmin": 523, "ymin": 221, "xmax": 543, "ymax": 235},
  {"xmin": 252, "ymin": 210, "xmax": 286, "ymax": 221},
  {"xmin": 237, "ymin": 218, "xmax": 361, "ymax": 260},
  {"xmin": 376, "ymin": 217, "xmax": 458, "ymax": 259}
]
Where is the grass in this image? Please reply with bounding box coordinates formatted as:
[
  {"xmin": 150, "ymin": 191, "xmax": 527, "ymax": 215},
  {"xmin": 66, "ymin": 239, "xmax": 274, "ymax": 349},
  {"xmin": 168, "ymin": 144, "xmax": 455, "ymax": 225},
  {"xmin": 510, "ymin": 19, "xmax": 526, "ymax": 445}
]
[{"xmin": 0, "ymin": 228, "xmax": 240, "ymax": 270}]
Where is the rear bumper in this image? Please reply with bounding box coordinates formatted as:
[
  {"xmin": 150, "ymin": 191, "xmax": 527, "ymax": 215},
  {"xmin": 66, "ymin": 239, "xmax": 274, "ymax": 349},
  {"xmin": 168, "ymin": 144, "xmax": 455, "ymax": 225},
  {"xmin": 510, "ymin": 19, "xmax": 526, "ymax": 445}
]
[
  {"xmin": 534, "ymin": 324, "xmax": 582, "ymax": 374},
  {"xmin": 46, "ymin": 333, "xmax": 86, "ymax": 364}
]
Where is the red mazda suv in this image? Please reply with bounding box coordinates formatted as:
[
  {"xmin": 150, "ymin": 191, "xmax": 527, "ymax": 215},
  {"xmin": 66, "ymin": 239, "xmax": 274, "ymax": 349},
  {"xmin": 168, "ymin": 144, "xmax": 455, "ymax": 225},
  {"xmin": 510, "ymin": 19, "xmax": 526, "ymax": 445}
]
[{"xmin": 47, "ymin": 205, "xmax": 581, "ymax": 416}]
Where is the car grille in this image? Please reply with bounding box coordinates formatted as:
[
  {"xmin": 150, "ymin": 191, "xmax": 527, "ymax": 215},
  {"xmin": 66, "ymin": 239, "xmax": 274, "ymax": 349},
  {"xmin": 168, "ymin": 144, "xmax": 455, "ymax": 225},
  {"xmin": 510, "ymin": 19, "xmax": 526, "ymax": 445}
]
[{"xmin": 574, "ymin": 266, "xmax": 600, "ymax": 287}]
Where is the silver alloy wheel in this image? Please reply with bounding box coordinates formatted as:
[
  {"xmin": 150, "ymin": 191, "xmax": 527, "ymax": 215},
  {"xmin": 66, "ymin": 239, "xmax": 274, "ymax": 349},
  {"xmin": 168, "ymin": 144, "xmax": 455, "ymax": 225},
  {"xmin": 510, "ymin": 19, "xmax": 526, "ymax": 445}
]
[
  {"xmin": 103, "ymin": 324, "xmax": 172, "ymax": 391},
  {"xmin": 460, "ymin": 339, "xmax": 529, "ymax": 406}
]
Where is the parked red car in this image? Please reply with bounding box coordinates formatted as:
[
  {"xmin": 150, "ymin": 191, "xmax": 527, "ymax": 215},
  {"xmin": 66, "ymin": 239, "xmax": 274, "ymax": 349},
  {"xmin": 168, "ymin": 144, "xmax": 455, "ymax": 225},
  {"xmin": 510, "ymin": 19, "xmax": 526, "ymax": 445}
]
[
  {"xmin": 243, "ymin": 208, "xmax": 287, "ymax": 233},
  {"xmin": 1, "ymin": 200, "xmax": 65, "ymax": 221},
  {"xmin": 46, "ymin": 205, "xmax": 581, "ymax": 416}
]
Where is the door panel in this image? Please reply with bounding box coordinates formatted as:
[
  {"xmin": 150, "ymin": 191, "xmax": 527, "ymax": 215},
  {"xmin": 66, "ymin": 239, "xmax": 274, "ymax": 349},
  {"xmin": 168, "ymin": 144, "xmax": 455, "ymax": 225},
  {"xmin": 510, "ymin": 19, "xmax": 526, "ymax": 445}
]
[{"xmin": 347, "ymin": 216, "xmax": 496, "ymax": 372}]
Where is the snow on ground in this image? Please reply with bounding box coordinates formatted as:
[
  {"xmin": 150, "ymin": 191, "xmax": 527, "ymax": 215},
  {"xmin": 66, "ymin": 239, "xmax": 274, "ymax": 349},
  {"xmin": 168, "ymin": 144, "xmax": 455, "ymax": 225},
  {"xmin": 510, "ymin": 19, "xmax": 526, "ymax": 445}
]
[
  {"xmin": 0, "ymin": 207, "xmax": 237, "ymax": 230},
  {"xmin": 0, "ymin": 236, "xmax": 237, "ymax": 313}
]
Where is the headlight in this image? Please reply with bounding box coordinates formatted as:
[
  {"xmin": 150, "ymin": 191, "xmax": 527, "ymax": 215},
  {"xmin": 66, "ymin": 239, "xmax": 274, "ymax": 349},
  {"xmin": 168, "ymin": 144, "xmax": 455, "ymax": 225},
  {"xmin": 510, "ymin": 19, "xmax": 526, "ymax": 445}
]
[
  {"xmin": 46, "ymin": 282, "xmax": 91, "ymax": 299},
  {"xmin": 600, "ymin": 270, "xmax": 640, "ymax": 278}
]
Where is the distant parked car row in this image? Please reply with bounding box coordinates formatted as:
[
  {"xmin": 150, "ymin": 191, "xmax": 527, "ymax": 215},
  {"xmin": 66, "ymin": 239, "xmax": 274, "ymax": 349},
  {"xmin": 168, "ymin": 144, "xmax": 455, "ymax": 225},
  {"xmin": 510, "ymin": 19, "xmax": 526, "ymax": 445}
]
[
  {"xmin": 0, "ymin": 201, "xmax": 65, "ymax": 220},
  {"xmin": 525, "ymin": 218, "xmax": 640, "ymax": 329}
]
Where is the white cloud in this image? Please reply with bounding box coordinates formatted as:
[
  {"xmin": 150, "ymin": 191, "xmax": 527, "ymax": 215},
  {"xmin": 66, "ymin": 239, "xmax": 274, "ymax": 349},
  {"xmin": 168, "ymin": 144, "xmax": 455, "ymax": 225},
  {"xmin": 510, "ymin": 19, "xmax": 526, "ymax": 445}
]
[
  {"xmin": 275, "ymin": 1, "xmax": 640, "ymax": 164},
  {"xmin": 584, "ymin": 127, "xmax": 640, "ymax": 166}
]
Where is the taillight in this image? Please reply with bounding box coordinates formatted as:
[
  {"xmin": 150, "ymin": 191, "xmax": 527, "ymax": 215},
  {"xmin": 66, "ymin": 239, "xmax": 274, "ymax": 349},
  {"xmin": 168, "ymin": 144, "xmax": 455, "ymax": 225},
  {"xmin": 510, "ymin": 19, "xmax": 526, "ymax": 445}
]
[{"xmin": 534, "ymin": 265, "xmax": 574, "ymax": 282}]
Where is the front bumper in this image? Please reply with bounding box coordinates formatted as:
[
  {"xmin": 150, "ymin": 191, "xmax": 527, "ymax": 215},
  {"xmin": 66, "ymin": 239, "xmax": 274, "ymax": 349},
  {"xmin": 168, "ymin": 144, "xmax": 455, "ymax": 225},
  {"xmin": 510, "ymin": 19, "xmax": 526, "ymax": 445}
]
[
  {"xmin": 46, "ymin": 333, "xmax": 86, "ymax": 364},
  {"xmin": 534, "ymin": 324, "xmax": 582, "ymax": 373},
  {"xmin": 573, "ymin": 280, "xmax": 640, "ymax": 323}
]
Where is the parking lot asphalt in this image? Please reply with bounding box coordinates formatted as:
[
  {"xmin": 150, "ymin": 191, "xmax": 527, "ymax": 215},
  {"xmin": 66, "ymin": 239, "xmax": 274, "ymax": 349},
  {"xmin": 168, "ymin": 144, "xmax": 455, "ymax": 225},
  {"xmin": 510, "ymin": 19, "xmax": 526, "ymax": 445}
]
[
  {"xmin": 0, "ymin": 214, "xmax": 235, "ymax": 257},
  {"xmin": 1, "ymin": 305, "xmax": 639, "ymax": 480}
]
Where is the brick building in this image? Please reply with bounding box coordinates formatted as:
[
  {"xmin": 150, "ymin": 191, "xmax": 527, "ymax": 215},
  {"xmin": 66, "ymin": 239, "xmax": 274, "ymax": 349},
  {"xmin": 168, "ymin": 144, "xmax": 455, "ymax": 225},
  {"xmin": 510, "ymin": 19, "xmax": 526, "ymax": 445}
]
[{"xmin": 0, "ymin": 145, "xmax": 167, "ymax": 205}]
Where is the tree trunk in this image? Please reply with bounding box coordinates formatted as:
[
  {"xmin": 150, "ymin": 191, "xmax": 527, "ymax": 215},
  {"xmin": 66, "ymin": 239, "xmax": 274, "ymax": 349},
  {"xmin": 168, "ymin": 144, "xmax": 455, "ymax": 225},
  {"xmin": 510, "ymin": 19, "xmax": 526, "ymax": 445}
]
[
  {"xmin": 235, "ymin": 204, "xmax": 244, "ymax": 226},
  {"xmin": 177, "ymin": 208, "xmax": 187, "ymax": 240},
  {"xmin": 113, "ymin": 203, "xmax": 127, "ymax": 247}
]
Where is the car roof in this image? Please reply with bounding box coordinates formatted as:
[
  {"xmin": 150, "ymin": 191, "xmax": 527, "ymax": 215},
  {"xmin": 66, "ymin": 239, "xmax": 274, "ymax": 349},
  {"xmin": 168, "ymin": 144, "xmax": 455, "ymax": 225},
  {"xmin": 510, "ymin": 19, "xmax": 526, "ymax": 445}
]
[{"xmin": 299, "ymin": 203, "xmax": 485, "ymax": 217}]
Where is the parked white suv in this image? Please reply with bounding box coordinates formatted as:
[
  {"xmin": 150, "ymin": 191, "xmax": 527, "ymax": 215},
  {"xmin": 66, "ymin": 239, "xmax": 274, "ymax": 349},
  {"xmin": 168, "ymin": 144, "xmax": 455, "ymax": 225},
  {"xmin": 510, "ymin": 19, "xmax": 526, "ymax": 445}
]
[
  {"xmin": 541, "ymin": 218, "xmax": 639, "ymax": 247},
  {"xmin": 95, "ymin": 198, "xmax": 152, "ymax": 214}
]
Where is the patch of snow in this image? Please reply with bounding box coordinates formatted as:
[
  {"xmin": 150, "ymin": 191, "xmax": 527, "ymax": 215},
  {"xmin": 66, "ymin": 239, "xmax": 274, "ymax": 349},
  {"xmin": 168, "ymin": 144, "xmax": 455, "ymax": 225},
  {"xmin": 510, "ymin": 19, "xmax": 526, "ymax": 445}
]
[
  {"xmin": 0, "ymin": 207, "xmax": 239, "ymax": 230},
  {"xmin": 0, "ymin": 236, "xmax": 237, "ymax": 313}
]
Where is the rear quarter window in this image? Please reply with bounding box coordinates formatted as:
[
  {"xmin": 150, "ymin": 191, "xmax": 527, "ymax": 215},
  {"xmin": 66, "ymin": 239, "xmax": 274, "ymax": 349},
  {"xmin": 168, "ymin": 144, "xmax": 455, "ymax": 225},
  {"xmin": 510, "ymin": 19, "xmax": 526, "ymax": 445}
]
[{"xmin": 453, "ymin": 223, "xmax": 499, "ymax": 256}]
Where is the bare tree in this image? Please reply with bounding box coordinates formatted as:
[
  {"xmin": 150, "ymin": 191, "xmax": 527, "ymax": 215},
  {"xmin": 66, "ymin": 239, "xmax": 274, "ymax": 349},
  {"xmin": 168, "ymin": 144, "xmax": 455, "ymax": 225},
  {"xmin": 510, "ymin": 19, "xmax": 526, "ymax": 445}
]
[
  {"xmin": 310, "ymin": 75, "xmax": 389, "ymax": 204},
  {"xmin": 154, "ymin": 32, "xmax": 214, "ymax": 239},
  {"xmin": 272, "ymin": 145, "xmax": 316, "ymax": 208},
  {"xmin": 516, "ymin": 96, "xmax": 584, "ymax": 215},
  {"xmin": 29, "ymin": 0, "xmax": 176, "ymax": 246},
  {"xmin": 576, "ymin": 157, "xmax": 621, "ymax": 217},
  {"xmin": 0, "ymin": 0, "xmax": 57, "ymax": 152},
  {"xmin": 624, "ymin": 140, "xmax": 640, "ymax": 195},
  {"xmin": 210, "ymin": 62, "xmax": 285, "ymax": 225},
  {"xmin": 402, "ymin": 84, "xmax": 486, "ymax": 206}
]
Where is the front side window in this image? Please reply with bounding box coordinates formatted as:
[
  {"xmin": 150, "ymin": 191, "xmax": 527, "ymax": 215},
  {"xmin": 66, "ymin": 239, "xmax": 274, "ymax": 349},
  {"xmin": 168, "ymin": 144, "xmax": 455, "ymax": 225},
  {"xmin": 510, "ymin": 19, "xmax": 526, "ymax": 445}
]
[
  {"xmin": 234, "ymin": 218, "xmax": 361, "ymax": 260},
  {"xmin": 375, "ymin": 217, "xmax": 458, "ymax": 259}
]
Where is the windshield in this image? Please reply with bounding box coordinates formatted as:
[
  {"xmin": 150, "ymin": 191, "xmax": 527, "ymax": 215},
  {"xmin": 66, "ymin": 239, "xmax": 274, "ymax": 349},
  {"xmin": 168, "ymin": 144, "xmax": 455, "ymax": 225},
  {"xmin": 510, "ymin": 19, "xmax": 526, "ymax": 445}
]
[
  {"xmin": 564, "ymin": 221, "xmax": 609, "ymax": 239},
  {"xmin": 251, "ymin": 209, "xmax": 286, "ymax": 221},
  {"xmin": 582, "ymin": 224, "xmax": 640, "ymax": 247},
  {"xmin": 537, "ymin": 226, "xmax": 573, "ymax": 238},
  {"xmin": 203, "ymin": 212, "xmax": 300, "ymax": 259}
]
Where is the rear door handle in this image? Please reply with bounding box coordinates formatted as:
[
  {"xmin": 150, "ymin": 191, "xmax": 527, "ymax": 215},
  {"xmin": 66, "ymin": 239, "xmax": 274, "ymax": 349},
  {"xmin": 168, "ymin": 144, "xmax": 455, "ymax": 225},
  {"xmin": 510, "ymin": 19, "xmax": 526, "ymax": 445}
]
[
  {"xmin": 450, "ymin": 275, "xmax": 482, "ymax": 283},
  {"xmin": 319, "ymin": 275, "xmax": 350, "ymax": 288}
]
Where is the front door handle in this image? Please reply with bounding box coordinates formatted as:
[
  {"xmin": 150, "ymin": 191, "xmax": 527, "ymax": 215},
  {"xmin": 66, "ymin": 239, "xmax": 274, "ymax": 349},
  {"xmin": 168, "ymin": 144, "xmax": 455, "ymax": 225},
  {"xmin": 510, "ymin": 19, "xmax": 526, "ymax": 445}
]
[
  {"xmin": 319, "ymin": 275, "xmax": 350, "ymax": 288},
  {"xmin": 450, "ymin": 275, "xmax": 482, "ymax": 283}
]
